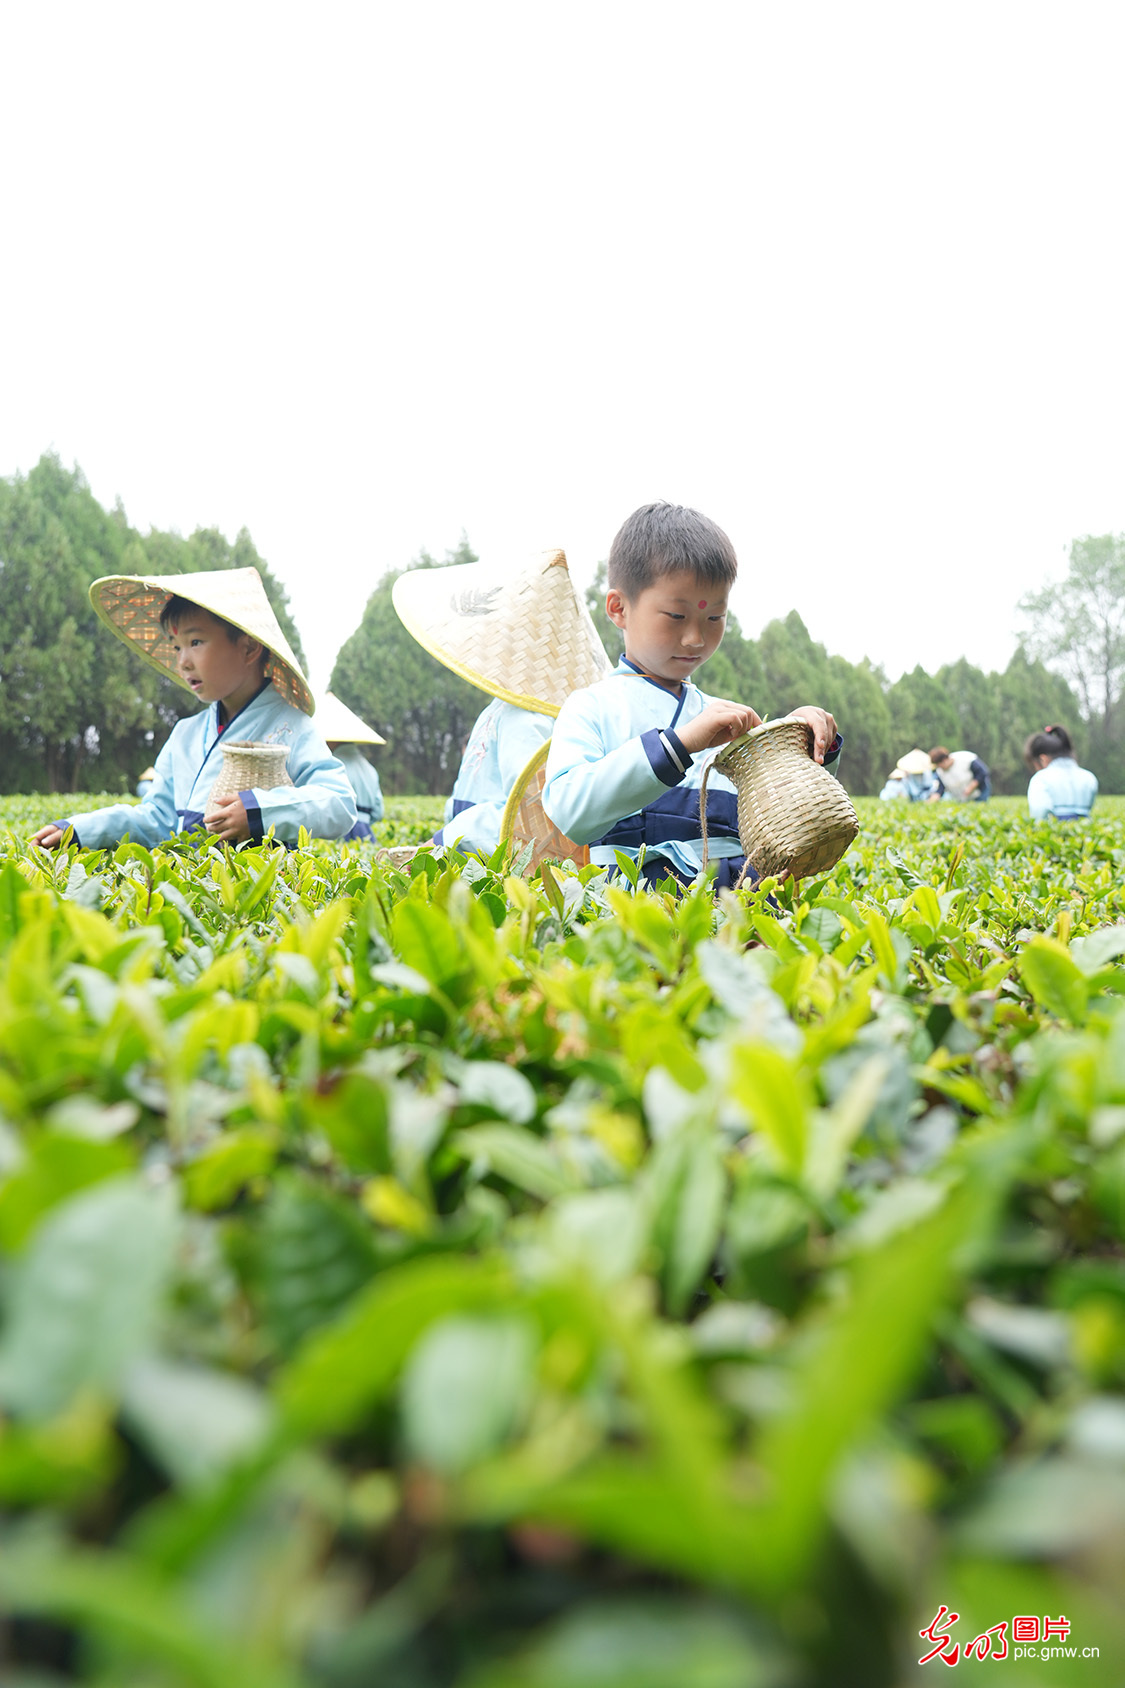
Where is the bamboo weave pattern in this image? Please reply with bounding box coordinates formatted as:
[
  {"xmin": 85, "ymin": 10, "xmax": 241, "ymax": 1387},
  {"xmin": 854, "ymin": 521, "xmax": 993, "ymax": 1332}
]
[{"xmin": 701, "ymin": 719, "xmax": 858, "ymax": 883}]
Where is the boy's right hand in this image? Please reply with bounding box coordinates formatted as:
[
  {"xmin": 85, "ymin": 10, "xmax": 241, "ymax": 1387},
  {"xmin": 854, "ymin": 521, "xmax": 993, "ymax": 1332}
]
[
  {"xmin": 31, "ymin": 824, "xmax": 67, "ymax": 850},
  {"xmin": 677, "ymin": 701, "xmax": 762, "ymax": 754}
]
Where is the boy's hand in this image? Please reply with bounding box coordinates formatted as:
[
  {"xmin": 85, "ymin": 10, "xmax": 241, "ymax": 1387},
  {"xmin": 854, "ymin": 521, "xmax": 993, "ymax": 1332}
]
[
  {"xmin": 32, "ymin": 824, "xmax": 67, "ymax": 850},
  {"xmin": 205, "ymin": 795, "xmax": 251, "ymax": 844},
  {"xmin": 678, "ymin": 700, "xmax": 763, "ymax": 754},
  {"xmin": 786, "ymin": 706, "xmax": 838, "ymax": 764}
]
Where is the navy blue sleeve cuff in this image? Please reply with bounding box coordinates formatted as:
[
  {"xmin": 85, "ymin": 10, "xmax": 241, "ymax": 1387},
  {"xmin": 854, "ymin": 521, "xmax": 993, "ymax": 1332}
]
[
  {"xmin": 641, "ymin": 726, "xmax": 688, "ymax": 787},
  {"xmin": 54, "ymin": 819, "xmax": 80, "ymax": 846},
  {"xmin": 971, "ymin": 757, "xmax": 988, "ymax": 782},
  {"xmin": 239, "ymin": 789, "xmax": 264, "ymax": 844},
  {"xmin": 825, "ymin": 732, "xmax": 843, "ymax": 766}
]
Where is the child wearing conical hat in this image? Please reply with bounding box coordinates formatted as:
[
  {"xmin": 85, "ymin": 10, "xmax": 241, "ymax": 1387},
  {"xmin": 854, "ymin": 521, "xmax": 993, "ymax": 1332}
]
[
  {"xmin": 542, "ymin": 503, "xmax": 840, "ymax": 889},
  {"xmin": 392, "ymin": 550, "xmax": 612, "ymax": 858},
  {"xmin": 32, "ymin": 568, "xmax": 356, "ymax": 851},
  {"xmin": 317, "ymin": 691, "xmax": 386, "ymax": 841}
]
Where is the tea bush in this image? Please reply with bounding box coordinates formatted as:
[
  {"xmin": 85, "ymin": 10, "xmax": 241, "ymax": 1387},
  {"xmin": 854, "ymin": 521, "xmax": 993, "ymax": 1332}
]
[{"xmin": 0, "ymin": 795, "xmax": 1123, "ymax": 1685}]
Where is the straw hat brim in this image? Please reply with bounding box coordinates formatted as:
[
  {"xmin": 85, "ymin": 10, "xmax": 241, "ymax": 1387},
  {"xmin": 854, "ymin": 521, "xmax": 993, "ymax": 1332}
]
[
  {"xmin": 89, "ymin": 568, "xmax": 313, "ymax": 716},
  {"xmin": 896, "ymin": 749, "xmax": 934, "ymax": 776},
  {"xmin": 315, "ymin": 692, "xmax": 386, "ymax": 745},
  {"xmin": 391, "ymin": 549, "xmax": 612, "ymax": 717}
]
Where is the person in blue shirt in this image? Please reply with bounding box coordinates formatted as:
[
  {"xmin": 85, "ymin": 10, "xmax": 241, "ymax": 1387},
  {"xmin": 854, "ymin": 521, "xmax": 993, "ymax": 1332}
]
[
  {"xmin": 542, "ymin": 503, "xmax": 839, "ymax": 889},
  {"xmin": 1025, "ymin": 724, "xmax": 1098, "ymax": 820},
  {"xmin": 889, "ymin": 748, "xmax": 938, "ymax": 802},
  {"xmin": 32, "ymin": 567, "xmax": 356, "ymax": 852},
  {"xmin": 135, "ymin": 765, "xmax": 156, "ymax": 799},
  {"xmin": 392, "ymin": 549, "xmax": 612, "ymax": 859},
  {"xmin": 317, "ymin": 692, "xmax": 386, "ymax": 841}
]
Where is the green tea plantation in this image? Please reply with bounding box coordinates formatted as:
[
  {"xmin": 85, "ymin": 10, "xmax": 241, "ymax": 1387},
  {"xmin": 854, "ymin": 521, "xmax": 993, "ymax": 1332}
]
[{"xmin": 0, "ymin": 794, "xmax": 1123, "ymax": 1686}]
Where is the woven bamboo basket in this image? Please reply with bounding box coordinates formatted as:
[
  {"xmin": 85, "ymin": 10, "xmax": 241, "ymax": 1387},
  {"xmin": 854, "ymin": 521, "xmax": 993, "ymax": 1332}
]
[
  {"xmin": 701, "ymin": 719, "xmax": 858, "ymax": 884},
  {"xmin": 374, "ymin": 846, "xmax": 420, "ymax": 871},
  {"xmin": 204, "ymin": 741, "xmax": 293, "ymax": 820}
]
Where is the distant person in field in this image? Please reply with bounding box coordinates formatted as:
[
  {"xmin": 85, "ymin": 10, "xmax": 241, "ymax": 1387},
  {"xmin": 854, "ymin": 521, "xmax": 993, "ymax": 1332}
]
[
  {"xmin": 882, "ymin": 748, "xmax": 938, "ymax": 802},
  {"xmin": 541, "ymin": 502, "xmax": 840, "ymax": 889},
  {"xmin": 135, "ymin": 765, "xmax": 156, "ymax": 799},
  {"xmin": 1025, "ymin": 724, "xmax": 1098, "ymax": 820},
  {"xmin": 317, "ymin": 691, "xmax": 386, "ymax": 841},
  {"xmin": 929, "ymin": 745, "xmax": 990, "ymax": 802},
  {"xmin": 32, "ymin": 568, "xmax": 355, "ymax": 852},
  {"xmin": 391, "ymin": 550, "xmax": 611, "ymax": 859}
]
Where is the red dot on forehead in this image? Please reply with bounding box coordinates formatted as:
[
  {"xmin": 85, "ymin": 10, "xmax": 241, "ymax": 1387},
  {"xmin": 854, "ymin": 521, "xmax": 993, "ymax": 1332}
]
[{"xmin": 698, "ymin": 599, "xmax": 707, "ymax": 609}]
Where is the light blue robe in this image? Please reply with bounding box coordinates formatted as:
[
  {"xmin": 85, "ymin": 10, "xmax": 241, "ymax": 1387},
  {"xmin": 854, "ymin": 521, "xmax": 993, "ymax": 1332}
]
[
  {"xmin": 65, "ymin": 682, "xmax": 356, "ymax": 849},
  {"xmin": 543, "ymin": 663, "xmax": 745, "ymax": 879},
  {"xmin": 903, "ymin": 771, "xmax": 938, "ymax": 802},
  {"xmin": 335, "ymin": 742, "xmax": 384, "ymax": 823},
  {"xmin": 438, "ymin": 697, "xmax": 553, "ymax": 857},
  {"xmin": 544, "ymin": 661, "xmax": 842, "ymax": 879},
  {"xmin": 879, "ymin": 778, "xmax": 907, "ymax": 801},
  {"xmin": 1027, "ymin": 757, "xmax": 1098, "ymax": 820}
]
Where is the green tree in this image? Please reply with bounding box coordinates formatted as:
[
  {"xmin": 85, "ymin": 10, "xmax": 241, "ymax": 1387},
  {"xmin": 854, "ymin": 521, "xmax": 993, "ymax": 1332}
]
[
  {"xmin": 884, "ymin": 665, "xmax": 960, "ymax": 759},
  {"xmin": 330, "ymin": 539, "xmax": 487, "ymax": 795}
]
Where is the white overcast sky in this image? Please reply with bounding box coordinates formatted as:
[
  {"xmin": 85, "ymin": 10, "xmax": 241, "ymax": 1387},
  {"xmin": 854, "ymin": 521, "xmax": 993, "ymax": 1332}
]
[{"xmin": 3, "ymin": 3, "xmax": 1124, "ymax": 694}]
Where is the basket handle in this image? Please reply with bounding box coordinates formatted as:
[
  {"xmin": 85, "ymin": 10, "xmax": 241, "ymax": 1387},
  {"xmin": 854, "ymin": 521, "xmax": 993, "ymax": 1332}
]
[{"xmin": 698, "ymin": 756, "xmax": 715, "ymax": 876}]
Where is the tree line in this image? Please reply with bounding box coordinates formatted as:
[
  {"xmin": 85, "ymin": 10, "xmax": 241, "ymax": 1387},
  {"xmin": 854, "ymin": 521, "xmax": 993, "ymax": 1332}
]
[{"xmin": 0, "ymin": 454, "xmax": 1113, "ymax": 798}]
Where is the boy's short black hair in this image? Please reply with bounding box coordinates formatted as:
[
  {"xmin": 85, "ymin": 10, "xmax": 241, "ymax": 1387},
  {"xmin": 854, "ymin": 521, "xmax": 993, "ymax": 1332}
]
[
  {"xmin": 608, "ymin": 502, "xmax": 738, "ymax": 599},
  {"xmin": 159, "ymin": 595, "xmax": 242, "ymax": 642}
]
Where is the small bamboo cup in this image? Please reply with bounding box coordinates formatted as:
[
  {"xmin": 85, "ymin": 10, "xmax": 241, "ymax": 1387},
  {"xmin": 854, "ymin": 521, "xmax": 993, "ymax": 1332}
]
[
  {"xmin": 700, "ymin": 718, "xmax": 858, "ymax": 886},
  {"xmin": 204, "ymin": 741, "xmax": 293, "ymax": 820}
]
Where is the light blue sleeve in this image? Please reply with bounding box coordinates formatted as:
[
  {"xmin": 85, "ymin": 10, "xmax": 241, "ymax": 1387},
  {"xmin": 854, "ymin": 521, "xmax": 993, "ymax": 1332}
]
[
  {"xmin": 542, "ymin": 692, "xmax": 674, "ymax": 846},
  {"xmin": 68, "ymin": 738, "xmax": 179, "ymax": 849},
  {"xmin": 341, "ymin": 747, "xmax": 384, "ymax": 822},
  {"xmin": 440, "ymin": 709, "xmax": 553, "ymax": 855},
  {"xmin": 244, "ymin": 723, "xmax": 357, "ymax": 843},
  {"xmin": 1027, "ymin": 770, "xmax": 1051, "ymax": 821}
]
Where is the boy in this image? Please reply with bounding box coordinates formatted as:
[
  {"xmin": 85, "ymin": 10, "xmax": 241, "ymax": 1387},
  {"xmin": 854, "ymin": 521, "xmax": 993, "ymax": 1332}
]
[
  {"xmin": 391, "ymin": 548, "xmax": 611, "ymax": 858},
  {"xmin": 33, "ymin": 567, "xmax": 356, "ymax": 851},
  {"xmin": 542, "ymin": 503, "xmax": 840, "ymax": 888}
]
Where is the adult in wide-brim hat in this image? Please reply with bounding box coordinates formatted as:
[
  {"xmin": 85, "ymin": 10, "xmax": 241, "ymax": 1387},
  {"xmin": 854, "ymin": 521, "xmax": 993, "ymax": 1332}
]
[
  {"xmin": 895, "ymin": 748, "xmax": 933, "ymax": 777},
  {"xmin": 315, "ymin": 692, "xmax": 386, "ymax": 745},
  {"xmin": 391, "ymin": 548, "xmax": 611, "ymax": 715},
  {"xmin": 89, "ymin": 567, "xmax": 314, "ymax": 716}
]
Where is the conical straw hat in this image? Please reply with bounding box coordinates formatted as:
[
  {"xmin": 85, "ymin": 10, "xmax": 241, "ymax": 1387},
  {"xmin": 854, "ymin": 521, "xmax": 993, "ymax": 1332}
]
[
  {"xmin": 391, "ymin": 549, "xmax": 612, "ymax": 716},
  {"xmin": 316, "ymin": 691, "xmax": 386, "ymax": 744},
  {"xmin": 89, "ymin": 567, "xmax": 313, "ymax": 716},
  {"xmin": 896, "ymin": 748, "xmax": 933, "ymax": 776}
]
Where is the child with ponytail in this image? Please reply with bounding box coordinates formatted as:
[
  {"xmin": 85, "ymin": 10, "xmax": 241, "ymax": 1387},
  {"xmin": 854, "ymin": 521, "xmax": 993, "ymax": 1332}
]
[{"xmin": 1025, "ymin": 725, "xmax": 1098, "ymax": 821}]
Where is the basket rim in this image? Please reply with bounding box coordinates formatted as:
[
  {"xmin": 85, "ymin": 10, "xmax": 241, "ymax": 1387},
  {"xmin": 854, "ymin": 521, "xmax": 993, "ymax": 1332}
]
[
  {"xmin": 715, "ymin": 716, "xmax": 814, "ymax": 763},
  {"xmin": 220, "ymin": 740, "xmax": 291, "ymax": 753}
]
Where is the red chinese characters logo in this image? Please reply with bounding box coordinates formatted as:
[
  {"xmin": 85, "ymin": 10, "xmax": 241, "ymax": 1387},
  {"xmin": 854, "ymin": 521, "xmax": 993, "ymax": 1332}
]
[
  {"xmin": 919, "ymin": 1607, "xmax": 960, "ymax": 1667},
  {"xmin": 920, "ymin": 1609, "xmax": 1072, "ymax": 1665}
]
